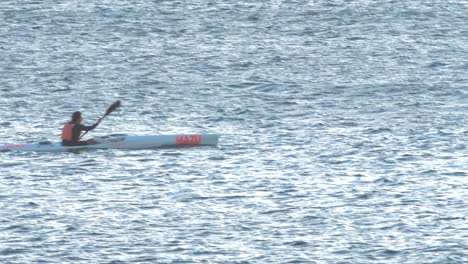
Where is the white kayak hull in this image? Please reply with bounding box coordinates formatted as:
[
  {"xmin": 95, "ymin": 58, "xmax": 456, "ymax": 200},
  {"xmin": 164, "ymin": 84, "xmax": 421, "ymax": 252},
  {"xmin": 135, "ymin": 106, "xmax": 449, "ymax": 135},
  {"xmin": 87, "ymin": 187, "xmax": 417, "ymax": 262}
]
[{"xmin": 1, "ymin": 134, "xmax": 219, "ymax": 152}]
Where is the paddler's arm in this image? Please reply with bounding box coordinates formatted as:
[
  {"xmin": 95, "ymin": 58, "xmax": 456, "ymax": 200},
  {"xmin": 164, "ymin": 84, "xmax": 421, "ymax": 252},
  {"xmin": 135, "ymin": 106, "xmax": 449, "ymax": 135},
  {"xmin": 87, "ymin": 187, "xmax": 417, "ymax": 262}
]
[{"xmin": 78, "ymin": 121, "xmax": 100, "ymax": 132}]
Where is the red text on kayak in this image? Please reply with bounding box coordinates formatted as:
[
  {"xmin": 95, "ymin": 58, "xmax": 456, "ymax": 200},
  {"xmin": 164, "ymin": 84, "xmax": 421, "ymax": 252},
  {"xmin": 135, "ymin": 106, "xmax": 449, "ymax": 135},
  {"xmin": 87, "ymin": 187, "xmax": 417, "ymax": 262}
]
[{"xmin": 176, "ymin": 135, "xmax": 201, "ymax": 145}]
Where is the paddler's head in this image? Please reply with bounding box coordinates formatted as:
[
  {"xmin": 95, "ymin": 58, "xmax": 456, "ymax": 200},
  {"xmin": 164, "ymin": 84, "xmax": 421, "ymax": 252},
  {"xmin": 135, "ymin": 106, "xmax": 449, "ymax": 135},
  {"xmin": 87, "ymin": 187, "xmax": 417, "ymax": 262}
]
[{"xmin": 72, "ymin": 111, "xmax": 83, "ymax": 124}]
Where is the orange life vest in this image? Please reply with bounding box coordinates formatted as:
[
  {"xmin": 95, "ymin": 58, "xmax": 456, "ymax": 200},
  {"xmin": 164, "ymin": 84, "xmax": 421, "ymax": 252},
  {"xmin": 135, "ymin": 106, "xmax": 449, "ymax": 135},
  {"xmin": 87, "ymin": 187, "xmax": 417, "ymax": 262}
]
[{"xmin": 61, "ymin": 123, "xmax": 75, "ymax": 141}]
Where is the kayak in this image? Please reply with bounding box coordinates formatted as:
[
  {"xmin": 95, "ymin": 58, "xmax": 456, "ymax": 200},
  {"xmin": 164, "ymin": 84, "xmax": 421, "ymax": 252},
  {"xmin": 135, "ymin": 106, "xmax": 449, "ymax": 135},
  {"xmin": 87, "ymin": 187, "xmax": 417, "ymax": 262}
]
[{"xmin": 1, "ymin": 134, "xmax": 219, "ymax": 152}]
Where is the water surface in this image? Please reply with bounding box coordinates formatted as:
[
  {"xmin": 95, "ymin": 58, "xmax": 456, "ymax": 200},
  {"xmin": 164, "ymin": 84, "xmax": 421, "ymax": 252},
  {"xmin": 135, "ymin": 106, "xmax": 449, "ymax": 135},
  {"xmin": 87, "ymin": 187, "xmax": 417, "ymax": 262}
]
[{"xmin": 1, "ymin": 1, "xmax": 468, "ymax": 263}]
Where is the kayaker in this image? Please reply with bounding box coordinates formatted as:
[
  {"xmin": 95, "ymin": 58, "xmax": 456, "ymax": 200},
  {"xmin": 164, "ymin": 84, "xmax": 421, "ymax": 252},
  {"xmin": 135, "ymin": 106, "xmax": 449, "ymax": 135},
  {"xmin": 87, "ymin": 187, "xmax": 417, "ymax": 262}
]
[{"xmin": 61, "ymin": 111, "xmax": 100, "ymax": 146}]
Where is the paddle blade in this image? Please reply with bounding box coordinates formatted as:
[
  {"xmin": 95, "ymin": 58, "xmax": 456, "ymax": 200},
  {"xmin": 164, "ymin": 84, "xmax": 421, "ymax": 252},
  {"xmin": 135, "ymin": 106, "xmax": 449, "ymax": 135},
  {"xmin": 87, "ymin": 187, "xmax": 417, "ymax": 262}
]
[{"xmin": 104, "ymin": 100, "xmax": 121, "ymax": 116}]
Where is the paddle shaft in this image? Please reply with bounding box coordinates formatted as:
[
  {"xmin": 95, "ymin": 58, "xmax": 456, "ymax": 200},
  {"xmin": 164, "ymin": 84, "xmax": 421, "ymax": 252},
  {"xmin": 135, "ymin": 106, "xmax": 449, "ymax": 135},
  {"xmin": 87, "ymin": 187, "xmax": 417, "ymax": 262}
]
[
  {"xmin": 79, "ymin": 118, "xmax": 102, "ymax": 139},
  {"xmin": 79, "ymin": 101, "xmax": 121, "ymax": 139}
]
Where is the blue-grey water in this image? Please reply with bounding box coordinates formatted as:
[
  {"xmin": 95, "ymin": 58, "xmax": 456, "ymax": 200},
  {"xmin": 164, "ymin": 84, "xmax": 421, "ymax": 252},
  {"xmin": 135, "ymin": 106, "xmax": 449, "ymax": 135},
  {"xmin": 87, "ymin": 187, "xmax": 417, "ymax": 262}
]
[{"xmin": 1, "ymin": 1, "xmax": 468, "ymax": 263}]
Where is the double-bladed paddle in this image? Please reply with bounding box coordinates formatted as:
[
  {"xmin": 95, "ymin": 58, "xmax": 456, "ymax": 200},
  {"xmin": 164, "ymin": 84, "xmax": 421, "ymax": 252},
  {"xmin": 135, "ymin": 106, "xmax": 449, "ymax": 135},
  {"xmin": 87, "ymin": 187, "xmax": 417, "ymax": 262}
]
[{"xmin": 80, "ymin": 100, "xmax": 121, "ymax": 139}]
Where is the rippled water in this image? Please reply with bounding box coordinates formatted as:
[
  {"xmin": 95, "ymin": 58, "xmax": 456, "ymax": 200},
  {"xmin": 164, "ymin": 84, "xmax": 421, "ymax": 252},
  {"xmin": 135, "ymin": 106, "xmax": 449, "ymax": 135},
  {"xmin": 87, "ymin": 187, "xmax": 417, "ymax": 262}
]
[{"xmin": 1, "ymin": 0, "xmax": 468, "ymax": 263}]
